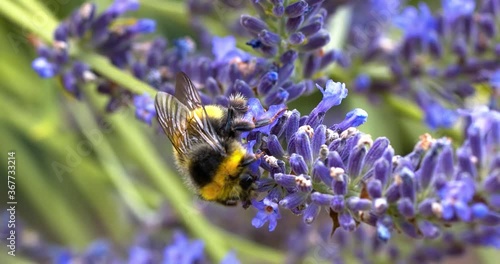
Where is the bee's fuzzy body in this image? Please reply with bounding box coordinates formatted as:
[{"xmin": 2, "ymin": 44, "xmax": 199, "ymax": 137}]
[{"xmin": 155, "ymin": 73, "xmax": 256, "ymax": 206}]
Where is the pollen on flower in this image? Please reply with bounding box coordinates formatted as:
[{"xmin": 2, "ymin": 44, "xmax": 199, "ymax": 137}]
[
  {"xmin": 295, "ymin": 175, "xmax": 312, "ymax": 192},
  {"xmin": 325, "ymin": 128, "xmax": 339, "ymax": 144},
  {"xmin": 24, "ymin": 0, "xmax": 500, "ymax": 260},
  {"xmin": 395, "ymin": 174, "xmax": 402, "ymax": 185},
  {"xmin": 319, "ymin": 144, "xmax": 328, "ymax": 160},
  {"xmin": 265, "ymin": 205, "xmax": 274, "ymax": 214},
  {"xmin": 264, "ymin": 155, "xmax": 280, "ymax": 168},
  {"xmin": 330, "ymin": 167, "xmax": 345, "ymax": 180},
  {"xmin": 340, "ymin": 127, "xmax": 358, "ymax": 139},
  {"xmin": 432, "ymin": 202, "xmax": 443, "ymax": 218},
  {"xmin": 298, "ymin": 125, "xmax": 314, "ymax": 138},
  {"xmin": 418, "ymin": 133, "xmax": 435, "ymax": 150},
  {"xmin": 357, "ymin": 134, "xmax": 373, "ymax": 148}
]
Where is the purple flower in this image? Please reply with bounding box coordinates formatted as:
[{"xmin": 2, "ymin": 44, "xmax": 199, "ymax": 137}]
[
  {"xmin": 128, "ymin": 19, "xmax": 156, "ymax": 34},
  {"xmin": 353, "ymin": 74, "xmax": 371, "ymax": 92},
  {"xmin": 174, "ymin": 37, "xmax": 196, "ymax": 59},
  {"xmin": 347, "ymin": 0, "xmax": 496, "ymax": 130},
  {"xmin": 133, "ymin": 93, "xmax": 156, "ymax": 125},
  {"xmin": 163, "ymin": 231, "xmax": 205, "ymax": 264},
  {"xmin": 306, "ymin": 80, "xmax": 347, "ymax": 127},
  {"xmin": 332, "ymin": 108, "xmax": 368, "ymax": 132},
  {"xmin": 417, "ymin": 91, "xmax": 459, "ymax": 129},
  {"xmin": 442, "ymin": 0, "xmax": 476, "ymax": 21},
  {"xmin": 128, "ymin": 246, "xmax": 153, "ymax": 263},
  {"xmin": 284, "ymin": 0, "xmax": 308, "ymax": 18},
  {"xmin": 32, "ymin": 57, "xmax": 57, "ymax": 78},
  {"xmin": 472, "ymin": 203, "xmax": 489, "ymax": 219},
  {"xmin": 235, "ymin": 0, "xmax": 334, "ymax": 80},
  {"xmin": 394, "ymin": 3, "xmax": 437, "ymax": 39},
  {"xmin": 257, "ymin": 71, "xmax": 279, "ymax": 95},
  {"xmin": 243, "ymin": 98, "xmax": 286, "ymax": 134},
  {"xmin": 83, "ymin": 240, "xmax": 115, "ymax": 263},
  {"xmin": 315, "ymin": 80, "xmax": 348, "ymax": 113},
  {"xmin": 252, "ymin": 102, "xmax": 499, "ymax": 253},
  {"xmin": 251, "ymin": 198, "xmax": 281, "ymax": 231},
  {"xmin": 491, "ymin": 70, "xmax": 500, "ymax": 88},
  {"xmin": 220, "ymin": 251, "xmax": 240, "ymax": 264},
  {"xmin": 107, "ymin": 0, "xmax": 140, "ymax": 16},
  {"xmin": 212, "ymin": 36, "xmax": 251, "ymax": 65}
]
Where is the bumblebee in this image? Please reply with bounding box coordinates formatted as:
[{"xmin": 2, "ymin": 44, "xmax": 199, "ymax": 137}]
[{"xmin": 155, "ymin": 72, "xmax": 258, "ymax": 206}]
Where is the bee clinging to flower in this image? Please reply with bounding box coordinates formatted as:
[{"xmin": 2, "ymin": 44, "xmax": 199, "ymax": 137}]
[{"xmin": 155, "ymin": 72, "xmax": 265, "ymax": 206}]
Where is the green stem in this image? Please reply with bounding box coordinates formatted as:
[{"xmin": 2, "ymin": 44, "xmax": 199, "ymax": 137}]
[
  {"xmin": 325, "ymin": 4, "xmax": 352, "ymax": 52},
  {"xmin": 0, "ymin": 94, "xmax": 129, "ymax": 245},
  {"xmin": 322, "ymin": 4, "xmax": 352, "ymax": 78},
  {"xmin": 0, "ymin": 0, "xmax": 54, "ymax": 43},
  {"xmin": 0, "ymin": 126, "xmax": 94, "ymax": 247},
  {"xmin": 141, "ymin": 0, "xmax": 188, "ymax": 26},
  {"xmin": 477, "ymin": 248, "xmax": 500, "ymax": 264},
  {"xmin": 0, "ymin": 253, "xmax": 33, "ymax": 264},
  {"xmin": 17, "ymin": 0, "xmax": 59, "ymax": 30},
  {"xmin": 68, "ymin": 91, "xmax": 156, "ymax": 222},
  {"xmin": 383, "ymin": 94, "xmax": 423, "ymax": 121},
  {"xmin": 78, "ymin": 52, "xmax": 157, "ymax": 96}
]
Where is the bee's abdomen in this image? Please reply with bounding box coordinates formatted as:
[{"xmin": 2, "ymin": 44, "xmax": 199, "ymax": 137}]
[{"xmin": 188, "ymin": 145, "xmax": 224, "ymax": 188}]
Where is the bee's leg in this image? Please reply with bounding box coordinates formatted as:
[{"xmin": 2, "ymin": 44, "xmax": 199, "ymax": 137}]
[
  {"xmin": 253, "ymin": 107, "xmax": 287, "ymax": 128},
  {"xmin": 223, "ymin": 107, "xmax": 236, "ymax": 134},
  {"xmin": 224, "ymin": 107, "xmax": 255, "ymax": 134},
  {"xmin": 240, "ymin": 153, "xmax": 257, "ymax": 167},
  {"xmin": 231, "ymin": 118, "xmax": 255, "ymax": 132},
  {"xmin": 224, "ymin": 94, "xmax": 252, "ymax": 134},
  {"xmin": 254, "ymin": 118, "xmax": 272, "ymax": 128}
]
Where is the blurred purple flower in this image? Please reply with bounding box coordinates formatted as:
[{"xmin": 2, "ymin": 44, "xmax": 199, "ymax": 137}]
[
  {"xmin": 32, "ymin": 57, "xmax": 57, "ymax": 78},
  {"xmin": 220, "ymin": 251, "xmax": 240, "ymax": 264},
  {"xmin": 163, "ymin": 231, "xmax": 206, "ymax": 264},
  {"xmin": 212, "ymin": 36, "xmax": 250, "ymax": 64},
  {"xmin": 442, "ymin": 0, "xmax": 476, "ymax": 22},
  {"xmin": 133, "ymin": 93, "xmax": 156, "ymax": 125}
]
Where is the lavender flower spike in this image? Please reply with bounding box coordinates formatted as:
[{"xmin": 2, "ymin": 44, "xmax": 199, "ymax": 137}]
[{"xmin": 306, "ymin": 79, "xmax": 348, "ymax": 127}]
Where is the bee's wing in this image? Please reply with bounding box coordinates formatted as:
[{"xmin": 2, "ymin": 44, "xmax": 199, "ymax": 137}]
[
  {"xmin": 174, "ymin": 72, "xmax": 203, "ymax": 110},
  {"xmin": 155, "ymin": 92, "xmax": 224, "ymax": 158},
  {"xmin": 172, "ymin": 72, "xmax": 225, "ymax": 151},
  {"xmin": 155, "ymin": 92, "xmax": 191, "ymax": 156}
]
